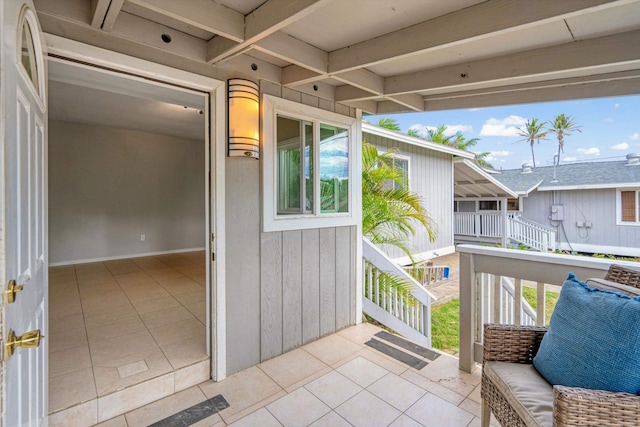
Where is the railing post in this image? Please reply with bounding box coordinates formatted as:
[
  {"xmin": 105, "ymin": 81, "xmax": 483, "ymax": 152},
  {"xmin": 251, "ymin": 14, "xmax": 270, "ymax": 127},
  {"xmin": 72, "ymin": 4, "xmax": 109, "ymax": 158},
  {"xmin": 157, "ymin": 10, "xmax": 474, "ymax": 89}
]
[{"xmin": 459, "ymin": 251, "xmax": 477, "ymax": 373}]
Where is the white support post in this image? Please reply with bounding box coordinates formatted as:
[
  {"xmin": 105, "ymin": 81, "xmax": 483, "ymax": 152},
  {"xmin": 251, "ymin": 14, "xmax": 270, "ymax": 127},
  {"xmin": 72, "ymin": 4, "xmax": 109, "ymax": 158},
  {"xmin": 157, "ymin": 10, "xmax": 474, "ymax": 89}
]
[
  {"xmin": 536, "ymin": 282, "xmax": 546, "ymax": 326},
  {"xmin": 459, "ymin": 252, "xmax": 477, "ymax": 373},
  {"xmin": 501, "ymin": 197, "xmax": 508, "ymax": 248}
]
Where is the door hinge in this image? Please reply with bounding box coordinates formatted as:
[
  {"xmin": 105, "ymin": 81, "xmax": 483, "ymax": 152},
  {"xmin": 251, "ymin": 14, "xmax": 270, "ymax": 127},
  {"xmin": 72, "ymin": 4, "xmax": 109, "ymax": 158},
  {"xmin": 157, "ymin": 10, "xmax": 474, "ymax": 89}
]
[
  {"xmin": 211, "ymin": 252, "xmax": 215, "ymax": 262},
  {"xmin": 211, "ymin": 233, "xmax": 215, "ymax": 242}
]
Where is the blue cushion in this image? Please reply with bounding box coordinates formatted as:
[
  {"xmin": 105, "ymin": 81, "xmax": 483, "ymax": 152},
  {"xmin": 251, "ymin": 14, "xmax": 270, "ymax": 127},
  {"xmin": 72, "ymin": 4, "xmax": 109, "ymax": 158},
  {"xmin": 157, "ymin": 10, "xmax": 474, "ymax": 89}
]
[{"xmin": 533, "ymin": 272, "xmax": 640, "ymax": 394}]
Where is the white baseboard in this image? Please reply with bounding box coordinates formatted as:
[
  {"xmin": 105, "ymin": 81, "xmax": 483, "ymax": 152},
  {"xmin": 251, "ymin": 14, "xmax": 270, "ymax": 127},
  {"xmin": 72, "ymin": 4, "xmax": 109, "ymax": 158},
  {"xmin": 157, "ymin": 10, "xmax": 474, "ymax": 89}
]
[
  {"xmin": 49, "ymin": 247, "xmax": 206, "ymax": 267},
  {"xmin": 557, "ymin": 242, "xmax": 640, "ymax": 258},
  {"xmin": 392, "ymin": 245, "xmax": 456, "ymax": 266}
]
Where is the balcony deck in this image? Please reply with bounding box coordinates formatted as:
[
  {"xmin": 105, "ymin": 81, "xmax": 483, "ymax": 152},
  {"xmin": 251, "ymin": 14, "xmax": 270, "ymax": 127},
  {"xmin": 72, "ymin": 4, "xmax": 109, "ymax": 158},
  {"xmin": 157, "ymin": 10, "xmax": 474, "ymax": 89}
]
[{"xmin": 98, "ymin": 323, "xmax": 490, "ymax": 427}]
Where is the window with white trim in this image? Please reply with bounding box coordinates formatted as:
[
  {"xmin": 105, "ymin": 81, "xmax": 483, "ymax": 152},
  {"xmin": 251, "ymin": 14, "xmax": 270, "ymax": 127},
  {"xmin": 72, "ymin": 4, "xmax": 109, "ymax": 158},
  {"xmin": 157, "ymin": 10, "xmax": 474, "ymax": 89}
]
[
  {"xmin": 263, "ymin": 95, "xmax": 359, "ymax": 232},
  {"xmin": 387, "ymin": 155, "xmax": 409, "ymax": 190},
  {"xmin": 618, "ymin": 189, "xmax": 640, "ymax": 224}
]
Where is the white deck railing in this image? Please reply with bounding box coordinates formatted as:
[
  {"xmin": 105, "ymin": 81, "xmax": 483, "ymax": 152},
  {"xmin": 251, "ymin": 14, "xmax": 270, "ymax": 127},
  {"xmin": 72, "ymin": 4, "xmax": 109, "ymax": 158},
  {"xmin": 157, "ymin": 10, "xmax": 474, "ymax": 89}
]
[
  {"xmin": 477, "ymin": 274, "xmax": 537, "ymax": 328},
  {"xmin": 454, "ymin": 212, "xmax": 556, "ymax": 251},
  {"xmin": 457, "ymin": 244, "xmax": 635, "ymax": 373},
  {"xmin": 508, "ymin": 216, "xmax": 557, "ymax": 252},
  {"xmin": 362, "ymin": 238, "xmax": 436, "ymax": 347}
]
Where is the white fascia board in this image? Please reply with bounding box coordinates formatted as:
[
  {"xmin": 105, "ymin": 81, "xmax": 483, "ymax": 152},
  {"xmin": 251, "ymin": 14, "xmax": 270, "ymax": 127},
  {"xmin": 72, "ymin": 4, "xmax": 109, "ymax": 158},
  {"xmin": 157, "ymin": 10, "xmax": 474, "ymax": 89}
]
[
  {"xmin": 362, "ymin": 123, "xmax": 474, "ymax": 159},
  {"xmin": 538, "ymin": 182, "xmax": 640, "ymax": 191},
  {"xmin": 456, "ymin": 159, "xmax": 519, "ymax": 199}
]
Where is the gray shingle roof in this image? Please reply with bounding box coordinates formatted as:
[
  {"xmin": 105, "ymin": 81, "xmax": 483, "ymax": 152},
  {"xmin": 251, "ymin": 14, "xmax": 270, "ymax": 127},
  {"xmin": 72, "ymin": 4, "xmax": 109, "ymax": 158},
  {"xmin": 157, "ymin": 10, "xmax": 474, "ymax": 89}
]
[{"xmin": 492, "ymin": 159, "xmax": 640, "ymax": 193}]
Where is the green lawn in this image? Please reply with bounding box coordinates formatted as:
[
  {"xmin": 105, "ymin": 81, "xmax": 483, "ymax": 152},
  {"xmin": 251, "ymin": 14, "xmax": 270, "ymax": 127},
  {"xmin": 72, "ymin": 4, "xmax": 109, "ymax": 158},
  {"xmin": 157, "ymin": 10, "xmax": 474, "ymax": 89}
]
[
  {"xmin": 521, "ymin": 287, "xmax": 560, "ymax": 325},
  {"xmin": 431, "ymin": 288, "xmax": 560, "ymax": 354},
  {"xmin": 431, "ymin": 298, "xmax": 460, "ymax": 354}
]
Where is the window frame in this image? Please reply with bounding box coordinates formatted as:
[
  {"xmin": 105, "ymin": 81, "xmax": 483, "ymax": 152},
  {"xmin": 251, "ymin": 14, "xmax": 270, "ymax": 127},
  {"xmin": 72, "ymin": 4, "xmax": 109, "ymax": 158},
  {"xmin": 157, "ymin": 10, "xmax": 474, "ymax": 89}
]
[
  {"xmin": 387, "ymin": 153, "xmax": 410, "ymax": 191},
  {"xmin": 263, "ymin": 95, "xmax": 360, "ymax": 232},
  {"xmin": 617, "ymin": 188, "xmax": 640, "ymax": 226}
]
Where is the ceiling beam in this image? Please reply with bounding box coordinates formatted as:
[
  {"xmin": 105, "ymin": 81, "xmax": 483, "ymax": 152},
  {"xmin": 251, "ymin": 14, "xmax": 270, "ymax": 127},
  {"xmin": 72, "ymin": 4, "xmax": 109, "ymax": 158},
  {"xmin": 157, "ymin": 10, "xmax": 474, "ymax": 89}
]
[
  {"xmin": 252, "ymin": 32, "xmax": 327, "ymax": 73},
  {"xmin": 385, "ymin": 29, "xmax": 640, "ymax": 96},
  {"xmin": 423, "ymin": 74, "xmax": 640, "ymax": 111},
  {"xmin": 90, "ymin": 0, "xmax": 111, "ymax": 28},
  {"xmin": 333, "ymin": 69, "xmax": 384, "ymax": 95},
  {"xmin": 388, "ymin": 93, "xmax": 424, "ymax": 112},
  {"xmin": 102, "ymin": 0, "xmax": 124, "ymax": 32},
  {"xmin": 126, "ymin": 0, "xmax": 244, "ymax": 42},
  {"xmin": 282, "ymin": 65, "xmax": 322, "ymax": 86},
  {"xmin": 328, "ymin": 0, "xmax": 622, "ymax": 74},
  {"xmin": 207, "ymin": 0, "xmax": 330, "ymax": 63}
]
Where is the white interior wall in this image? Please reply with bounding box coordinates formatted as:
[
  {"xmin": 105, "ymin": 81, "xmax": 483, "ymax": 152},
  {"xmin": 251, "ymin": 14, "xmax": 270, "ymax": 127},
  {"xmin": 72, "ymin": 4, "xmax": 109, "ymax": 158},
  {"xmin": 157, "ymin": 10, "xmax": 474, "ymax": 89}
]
[{"xmin": 49, "ymin": 120, "xmax": 205, "ymax": 264}]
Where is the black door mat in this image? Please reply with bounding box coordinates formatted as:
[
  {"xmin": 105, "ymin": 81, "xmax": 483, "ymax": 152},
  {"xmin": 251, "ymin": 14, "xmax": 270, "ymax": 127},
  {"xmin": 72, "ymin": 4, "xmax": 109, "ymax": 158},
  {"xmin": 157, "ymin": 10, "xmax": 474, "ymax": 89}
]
[
  {"xmin": 365, "ymin": 338, "xmax": 428, "ymax": 370},
  {"xmin": 375, "ymin": 330, "xmax": 441, "ymax": 361},
  {"xmin": 148, "ymin": 394, "xmax": 230, "ymax": 427}
]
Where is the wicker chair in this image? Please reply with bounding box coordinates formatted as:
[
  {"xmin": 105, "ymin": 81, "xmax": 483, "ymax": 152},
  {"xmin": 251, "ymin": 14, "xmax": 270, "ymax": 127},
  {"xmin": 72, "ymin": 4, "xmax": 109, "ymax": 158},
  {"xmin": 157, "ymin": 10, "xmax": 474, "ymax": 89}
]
[{"xmin": 481, "ymin": 264, "xmax": 640, "ymax": 427}]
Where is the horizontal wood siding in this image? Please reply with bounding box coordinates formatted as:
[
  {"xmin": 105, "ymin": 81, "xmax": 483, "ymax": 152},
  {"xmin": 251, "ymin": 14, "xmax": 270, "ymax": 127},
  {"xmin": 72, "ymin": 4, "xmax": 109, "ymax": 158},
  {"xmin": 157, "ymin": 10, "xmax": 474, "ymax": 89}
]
[
  {"xmin": 226, "ymin": 83, "xmax": 358, "ymax": 374},
  {"xmin": 522, "ymin": 188, "xmax": 640, "ymax": 250},
  {"xmin": 365, "ymin": 132, "xmax": 454, "ymax": 260}
]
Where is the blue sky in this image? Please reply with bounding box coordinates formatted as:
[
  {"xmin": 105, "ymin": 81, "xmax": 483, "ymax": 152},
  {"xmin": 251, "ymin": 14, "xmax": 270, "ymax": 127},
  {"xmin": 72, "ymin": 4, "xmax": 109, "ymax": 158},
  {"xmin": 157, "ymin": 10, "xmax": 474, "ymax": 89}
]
[{"xmin": 366, "ymin": 95, "xmax": 640, "ymax": 171}]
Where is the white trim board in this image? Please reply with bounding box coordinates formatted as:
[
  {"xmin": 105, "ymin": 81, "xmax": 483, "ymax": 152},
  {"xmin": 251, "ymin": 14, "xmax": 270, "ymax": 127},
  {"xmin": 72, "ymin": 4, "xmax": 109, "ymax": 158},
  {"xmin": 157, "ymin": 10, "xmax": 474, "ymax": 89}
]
[{"xmin": 48, "ymin": 247, "xmax": 207, "ymax": 267}]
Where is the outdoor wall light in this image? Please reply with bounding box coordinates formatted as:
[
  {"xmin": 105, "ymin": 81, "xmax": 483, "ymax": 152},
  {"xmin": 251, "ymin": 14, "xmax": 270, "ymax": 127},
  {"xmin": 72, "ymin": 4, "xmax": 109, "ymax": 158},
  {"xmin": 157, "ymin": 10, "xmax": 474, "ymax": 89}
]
[{"xmin": 228, "ymin": 78, "xmax": 260, "ymax": 159}]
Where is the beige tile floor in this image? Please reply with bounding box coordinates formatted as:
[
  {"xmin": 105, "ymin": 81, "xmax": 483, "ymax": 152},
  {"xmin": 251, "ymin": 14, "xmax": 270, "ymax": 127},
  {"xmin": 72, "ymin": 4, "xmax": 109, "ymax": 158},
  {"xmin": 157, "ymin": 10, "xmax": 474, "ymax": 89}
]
[
  {"xmin": 48, "ymin": 251, "xmax": 209, "ymax": 423},
  {"xmin": 102, "ymin": 323, "xmax": 496, "ymax": 427}
]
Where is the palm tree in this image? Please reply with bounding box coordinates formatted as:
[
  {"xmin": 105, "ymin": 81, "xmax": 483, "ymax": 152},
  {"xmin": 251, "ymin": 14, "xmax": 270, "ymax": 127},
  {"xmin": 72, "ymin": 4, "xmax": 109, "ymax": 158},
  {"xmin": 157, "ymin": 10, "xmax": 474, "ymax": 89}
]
[
  {"xmin": 517, "ymin": 118, "xmax": 547, "ymax": 168},
  {"xmin": 422, "ymin": 124, "xmax": 493, "ymax": 169},
  {"xmin": 549, "ymin": 114, "xmax": 581, "ymax": 165},
  {"xmin": 375, "ymin": 117, "xmax": 401, "ymax": 131},
  {"xmin": 362, "ymin": 141, "xmax": 436, "ymax": 300},
  {"xmin": 362, "ymin": 141, "xmax": 436, "ymax": 256}
]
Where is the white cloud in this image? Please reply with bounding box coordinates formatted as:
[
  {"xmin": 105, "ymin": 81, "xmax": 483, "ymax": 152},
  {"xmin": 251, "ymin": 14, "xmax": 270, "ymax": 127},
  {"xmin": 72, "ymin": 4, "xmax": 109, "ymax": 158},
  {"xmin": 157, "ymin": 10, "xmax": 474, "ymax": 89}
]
[
  {"xmin": 604, "ymin": 118, "xmax": 614, "ymax": 123},
  {"xmin": 577, "ymin": 147, "xmax": 600, "ymax": 155},
  {"xmin": 630, "ymin": 132, "xmax": 640, "ymax": 140},
  {"xmin": 489, "ymin": 150, "xmax": 512, "ymax": 157},
  {"xmin": 614, "ymin": 103, "xmax": 620, "ymax": 109},
  {"xmin": 468, "ymin": 108, "xmax": 482, "ymax": 112},
  {"xmin": 611, "ymin": 142, "xmax": 629, "ymax": 150},
  {"xmin": 563, "ymin": 157, "xmax": 578, "ymax": 162},
  {"xmin": 480, "ymin": 115, "xmax": 527, "ymax": 137},
  {"xmin": 408, "ymin": 124, "xmax": 472, "ymax": 139}
]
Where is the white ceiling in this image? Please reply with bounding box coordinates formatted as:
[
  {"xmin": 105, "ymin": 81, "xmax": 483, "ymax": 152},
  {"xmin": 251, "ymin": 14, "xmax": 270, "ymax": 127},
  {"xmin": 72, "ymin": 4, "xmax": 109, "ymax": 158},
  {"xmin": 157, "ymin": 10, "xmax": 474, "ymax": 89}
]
[
  {"xmin": 35, "ymin": 0, "xmax": 640, "ymax": 113},
  {"xmin": 48, "ymin": 60, "xmax": 206, "ymax": 140}
]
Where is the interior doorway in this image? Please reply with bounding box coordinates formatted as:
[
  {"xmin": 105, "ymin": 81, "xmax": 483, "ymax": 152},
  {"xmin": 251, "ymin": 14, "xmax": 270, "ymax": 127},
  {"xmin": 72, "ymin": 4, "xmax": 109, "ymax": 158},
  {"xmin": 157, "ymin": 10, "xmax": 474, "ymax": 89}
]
[{"xmin": 46, "ymin": 56, "xmax": 213, "ymax": 421}]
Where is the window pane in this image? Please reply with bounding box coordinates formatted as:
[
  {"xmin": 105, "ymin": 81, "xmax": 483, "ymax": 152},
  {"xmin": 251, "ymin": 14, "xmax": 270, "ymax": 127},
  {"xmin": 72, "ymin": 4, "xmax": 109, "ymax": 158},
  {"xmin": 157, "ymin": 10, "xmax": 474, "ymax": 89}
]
[
  {"xmin": 621, "ymin": 191, "xmax": 637, "ymax": 222},
  {"xmin": 304, "ymin": 123, "xmax": 314, "ymax": 213},
  {"xmin": 393, "ymin": 158, "xmax": 409, "ymax": 189},
  {"xmin": 20, "ymin": 21, "xmax": 39, "ymax": 94},
  {"xmin": 319, "ymin": 124, "xmax": 349, "ymax": 213},
  {"xmin": 277, "ymin": 116, "xmax": 302, "ymax": 214},
  {"xmin": 479, "ymin": 200, "xmax": 498, "ymax": 211}
]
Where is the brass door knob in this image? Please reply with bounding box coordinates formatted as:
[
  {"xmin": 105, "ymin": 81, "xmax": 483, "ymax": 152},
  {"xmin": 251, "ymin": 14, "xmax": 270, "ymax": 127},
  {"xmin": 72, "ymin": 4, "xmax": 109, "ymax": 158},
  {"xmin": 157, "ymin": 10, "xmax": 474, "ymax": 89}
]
[
  {"xmin": 5, "ymin": 280, "xmax": 23, "ymax": 304},
  {"xmin": 5, "ymin": 329, "xmax": 43, "ymax": 358}
]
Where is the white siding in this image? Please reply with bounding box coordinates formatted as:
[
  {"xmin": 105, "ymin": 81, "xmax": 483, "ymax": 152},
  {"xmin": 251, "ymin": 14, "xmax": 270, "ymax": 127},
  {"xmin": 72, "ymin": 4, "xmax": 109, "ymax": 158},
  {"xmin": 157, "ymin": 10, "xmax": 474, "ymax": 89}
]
[
  {"xmin": 365, "ymin": 132, "xmax": 454, "ymax": 261},
  {"xmin": 521, "ymin": 188, "xmax": 640, "ymax": 253}
]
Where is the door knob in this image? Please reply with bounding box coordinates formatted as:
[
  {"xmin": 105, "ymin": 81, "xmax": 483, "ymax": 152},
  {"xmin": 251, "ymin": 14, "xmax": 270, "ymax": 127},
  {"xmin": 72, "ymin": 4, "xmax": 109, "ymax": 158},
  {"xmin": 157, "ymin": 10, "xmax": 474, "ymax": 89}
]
[
  {"xmin": 5, "ymin": 329, "xmax": 43, "ymax": 358},
  {"xmin": 5, "ymin": 280, "xmax": 23, "ymax": 304}
]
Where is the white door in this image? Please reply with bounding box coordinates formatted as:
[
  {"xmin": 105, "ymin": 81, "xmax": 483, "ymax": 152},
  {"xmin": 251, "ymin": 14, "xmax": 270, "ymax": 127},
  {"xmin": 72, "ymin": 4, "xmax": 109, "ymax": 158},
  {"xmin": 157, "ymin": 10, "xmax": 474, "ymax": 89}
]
[{"xmin": 1, "ymin": 0, "xmax": 48, "ymax": 425}]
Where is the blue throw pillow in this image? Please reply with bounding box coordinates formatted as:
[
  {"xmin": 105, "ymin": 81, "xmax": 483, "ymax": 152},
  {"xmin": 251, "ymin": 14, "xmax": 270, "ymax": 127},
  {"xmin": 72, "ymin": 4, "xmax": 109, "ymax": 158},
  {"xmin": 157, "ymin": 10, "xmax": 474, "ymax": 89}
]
[{"xmin": 533, "ymin": 272, "xmax": 640, "ymax": 394}]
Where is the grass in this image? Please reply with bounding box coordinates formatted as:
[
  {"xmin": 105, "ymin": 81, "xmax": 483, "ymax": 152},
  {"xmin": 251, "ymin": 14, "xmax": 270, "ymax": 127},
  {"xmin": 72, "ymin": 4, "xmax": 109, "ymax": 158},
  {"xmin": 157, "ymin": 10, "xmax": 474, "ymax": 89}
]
[
  {"xmin": 431, "ymin": 288, "xmax": 561, "ymax": 354},
  {"xmin": 521, "ymin": 287, "xmax": 560, "ymax": 325},
  {"xmin": 431, "ymin": 298, "xmax": 460, "ymax": 354}
]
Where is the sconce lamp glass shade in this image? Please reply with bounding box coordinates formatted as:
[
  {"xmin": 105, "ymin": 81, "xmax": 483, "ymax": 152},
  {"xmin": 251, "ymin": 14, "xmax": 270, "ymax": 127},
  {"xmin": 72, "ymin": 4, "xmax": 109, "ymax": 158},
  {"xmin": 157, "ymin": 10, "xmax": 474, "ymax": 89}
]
[{"xmin": 228, "ymin": 79, "xmax": 260, "ymax": 159}]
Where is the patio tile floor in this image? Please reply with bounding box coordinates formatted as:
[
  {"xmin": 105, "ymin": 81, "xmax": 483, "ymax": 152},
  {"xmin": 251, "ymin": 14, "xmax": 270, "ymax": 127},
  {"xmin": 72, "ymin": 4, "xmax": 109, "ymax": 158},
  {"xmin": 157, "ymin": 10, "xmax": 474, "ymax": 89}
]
[{"xmin": 118, "ymin": 323, "xmax": 498, "ymax": 427}]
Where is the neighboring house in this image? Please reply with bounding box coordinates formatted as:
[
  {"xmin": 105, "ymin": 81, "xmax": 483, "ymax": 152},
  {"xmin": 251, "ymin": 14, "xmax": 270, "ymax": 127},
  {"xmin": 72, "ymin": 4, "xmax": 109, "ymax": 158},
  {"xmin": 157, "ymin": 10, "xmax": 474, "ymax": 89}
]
[
  {"xmin": 2, "ymin": 0, "xmax": 639, "ymax": 425},
  {"xmin": 363, "ymin": 123, "xmax": 475, "ymax": 264},
  {"xmin": 492, "ymin": 155, "xmax": 640, "ymax": 257}
]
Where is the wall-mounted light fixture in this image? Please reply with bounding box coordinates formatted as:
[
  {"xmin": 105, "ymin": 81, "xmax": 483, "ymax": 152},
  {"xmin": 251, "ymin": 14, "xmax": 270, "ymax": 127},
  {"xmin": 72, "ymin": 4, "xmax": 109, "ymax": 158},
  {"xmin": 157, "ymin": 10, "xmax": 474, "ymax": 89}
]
[{"xmin": 228, "ymin": 79, "xmax": 259, "ymax": 159}]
